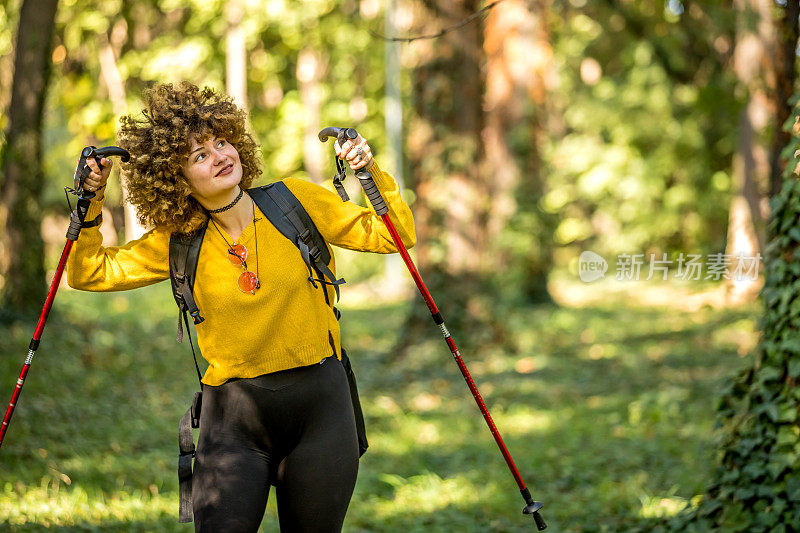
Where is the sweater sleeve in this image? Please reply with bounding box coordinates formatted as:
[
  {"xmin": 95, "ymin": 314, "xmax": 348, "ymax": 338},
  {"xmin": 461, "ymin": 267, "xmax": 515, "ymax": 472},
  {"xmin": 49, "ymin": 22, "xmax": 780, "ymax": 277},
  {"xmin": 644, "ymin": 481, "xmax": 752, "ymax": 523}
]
[
  {"xmin": 65, "ymin": 198, "xmax": 171, "ymax": 291},
  {"xmin": 283, "ymin": 160, "xmax": 416, "ymax": 254}
]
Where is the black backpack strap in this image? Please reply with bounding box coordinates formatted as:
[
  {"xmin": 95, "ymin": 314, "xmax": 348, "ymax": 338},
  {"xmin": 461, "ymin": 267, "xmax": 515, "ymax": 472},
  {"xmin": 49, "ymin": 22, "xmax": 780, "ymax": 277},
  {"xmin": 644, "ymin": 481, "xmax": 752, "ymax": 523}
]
[
  {"xmin": 249, "ymin": 183, "xmax": 345, "ymax": 300},
  {"xmin": 168, "ymin": 227, "xmax": 206, "ymax": 374},
  {"xmin": 169, "ymin": 226, "xmax": 207, "ymax": 384},
  {"xmin": 169, "ymin": 225, "xmax": 208, "ymax": 328}
]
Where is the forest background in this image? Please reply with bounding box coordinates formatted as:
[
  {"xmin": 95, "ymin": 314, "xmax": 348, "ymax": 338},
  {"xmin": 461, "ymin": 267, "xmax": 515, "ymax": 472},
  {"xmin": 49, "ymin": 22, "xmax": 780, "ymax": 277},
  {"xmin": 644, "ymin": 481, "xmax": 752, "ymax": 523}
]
[{"xmin": 1, "ymin": 0, "xmax": 799, "ymax": 531}]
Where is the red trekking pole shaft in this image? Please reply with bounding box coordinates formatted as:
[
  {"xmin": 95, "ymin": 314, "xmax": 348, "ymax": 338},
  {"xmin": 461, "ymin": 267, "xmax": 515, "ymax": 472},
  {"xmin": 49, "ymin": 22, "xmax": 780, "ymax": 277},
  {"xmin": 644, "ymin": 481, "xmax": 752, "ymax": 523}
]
[
  {"xmin": 0, "ymin": 145, "xmax": 129, "ymax": 451},
  {"xmin": 356, "ymin": 174, "xmax": 546, "ymax": 529},
  {"xmin": 0, "ymin": 239, "xmax": 75, "ymax": 448}
]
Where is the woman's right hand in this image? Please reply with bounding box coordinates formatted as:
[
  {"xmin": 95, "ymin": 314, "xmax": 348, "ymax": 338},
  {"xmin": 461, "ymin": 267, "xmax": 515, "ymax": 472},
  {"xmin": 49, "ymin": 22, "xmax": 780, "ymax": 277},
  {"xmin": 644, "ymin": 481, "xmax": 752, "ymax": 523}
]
[{"xmin": 84, "ymin": 157, "xmax": 113, "ymax": 201}]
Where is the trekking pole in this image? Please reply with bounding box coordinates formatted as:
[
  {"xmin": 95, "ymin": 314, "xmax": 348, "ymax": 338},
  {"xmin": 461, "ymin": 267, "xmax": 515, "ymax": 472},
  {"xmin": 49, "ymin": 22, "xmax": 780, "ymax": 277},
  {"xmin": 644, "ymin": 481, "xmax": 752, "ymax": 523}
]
[
  {"xmin": 0, "ymin": 145, "xmax": 130, "ymax": 450},
  {"xmin": 319, "ymin": 127, "xmax": 546, "ymax": 530}
]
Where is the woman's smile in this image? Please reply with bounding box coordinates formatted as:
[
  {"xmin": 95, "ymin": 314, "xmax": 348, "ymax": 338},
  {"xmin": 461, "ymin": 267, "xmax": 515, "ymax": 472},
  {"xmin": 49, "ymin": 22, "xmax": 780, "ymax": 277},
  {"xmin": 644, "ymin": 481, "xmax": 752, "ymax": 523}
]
[{"xmin": 216, "ymin": 163, "xmax": 234, "ymax": 176}]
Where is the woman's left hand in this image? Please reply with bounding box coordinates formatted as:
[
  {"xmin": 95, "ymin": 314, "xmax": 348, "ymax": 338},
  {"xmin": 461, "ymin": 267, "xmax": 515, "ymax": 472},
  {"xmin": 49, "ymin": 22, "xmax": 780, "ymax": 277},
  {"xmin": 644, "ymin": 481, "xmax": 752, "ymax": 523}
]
[{"xmin": 335, "ymin": 134, "xmax": 374, "ymax": 171}]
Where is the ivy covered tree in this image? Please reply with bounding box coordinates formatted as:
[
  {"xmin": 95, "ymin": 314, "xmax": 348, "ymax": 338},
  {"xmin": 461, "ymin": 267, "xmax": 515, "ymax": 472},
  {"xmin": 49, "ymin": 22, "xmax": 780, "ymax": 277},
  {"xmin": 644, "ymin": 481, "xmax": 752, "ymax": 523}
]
[{"xmin": 662, "ymin": 100, "xmax": 800, "ymax": 533}]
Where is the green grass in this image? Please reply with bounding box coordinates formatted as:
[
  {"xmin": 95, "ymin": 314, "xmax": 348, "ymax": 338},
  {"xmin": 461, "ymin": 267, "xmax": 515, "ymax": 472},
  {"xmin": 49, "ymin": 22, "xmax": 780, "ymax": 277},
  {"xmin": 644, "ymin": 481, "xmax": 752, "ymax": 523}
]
[{"xmin": 0, "ymin": 279, "xmax": 759, "ymax": 531}]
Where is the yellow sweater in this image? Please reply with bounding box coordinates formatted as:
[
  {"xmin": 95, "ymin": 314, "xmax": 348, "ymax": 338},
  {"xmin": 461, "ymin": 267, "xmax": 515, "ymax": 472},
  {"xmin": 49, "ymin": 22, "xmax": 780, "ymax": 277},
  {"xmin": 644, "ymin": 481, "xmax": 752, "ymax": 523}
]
[{"xmin": 67, "ymin": 161, "xmax": 416, "ymax": 386}]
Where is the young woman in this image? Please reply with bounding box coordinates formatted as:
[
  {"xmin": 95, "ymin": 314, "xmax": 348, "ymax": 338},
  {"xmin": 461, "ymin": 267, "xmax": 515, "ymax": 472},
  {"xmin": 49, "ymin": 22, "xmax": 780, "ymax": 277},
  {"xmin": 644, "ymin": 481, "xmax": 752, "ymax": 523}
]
[{"xmin": 67, "ymin": 81, "xmax": 416, "ymax": 532}]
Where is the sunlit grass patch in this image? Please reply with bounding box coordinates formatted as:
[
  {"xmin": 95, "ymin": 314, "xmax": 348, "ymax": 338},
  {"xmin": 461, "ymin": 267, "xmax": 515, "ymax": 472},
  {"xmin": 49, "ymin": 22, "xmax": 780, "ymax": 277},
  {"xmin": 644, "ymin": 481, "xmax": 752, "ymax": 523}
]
[
  {"xmin": 638, "ymin": 491, "xmax": 690, "ymax": 519},
  {"xmin": 368, "ymin": 411, "xmax": 465, "ymax": 457},
  {"xmin": 371, "ymin": 472, "xmax": 480, "ymax": 518},
  {"xmin": 492, "ymin": 407, "xmax": 554, "ymax": 436},
  {"xmin": 0, "ymin": 483, "xmax": 175, "ymax": 528}
]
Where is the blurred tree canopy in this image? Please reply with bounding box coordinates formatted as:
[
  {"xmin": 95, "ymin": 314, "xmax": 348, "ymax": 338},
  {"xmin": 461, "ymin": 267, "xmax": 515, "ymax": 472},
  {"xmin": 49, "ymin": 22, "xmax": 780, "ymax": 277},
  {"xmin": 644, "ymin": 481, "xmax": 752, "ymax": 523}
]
[
  {"xmin": 1, "ymin": 0, "xmax": 758, "ymax": 293},
  {"xmin": 1, "ymin": 0, "xmax": 771, "ymax": 309}
]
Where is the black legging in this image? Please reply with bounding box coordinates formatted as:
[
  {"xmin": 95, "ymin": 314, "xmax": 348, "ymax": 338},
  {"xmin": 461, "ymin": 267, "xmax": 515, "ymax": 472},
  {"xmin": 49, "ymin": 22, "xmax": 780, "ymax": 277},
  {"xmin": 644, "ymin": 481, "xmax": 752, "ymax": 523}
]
[{"xmin": 192, "ymin": 356, "xmax": 360, "ymax": 532}]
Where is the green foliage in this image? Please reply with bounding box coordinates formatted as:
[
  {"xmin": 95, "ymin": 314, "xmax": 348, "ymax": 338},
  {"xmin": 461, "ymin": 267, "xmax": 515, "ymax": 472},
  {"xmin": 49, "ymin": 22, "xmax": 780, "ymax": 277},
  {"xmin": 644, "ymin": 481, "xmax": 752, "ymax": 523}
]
[
  {"xmin": 0, "ymin": 281, "xmax": 758, "ymax": 530},
  {"xmin": 544, "ymin": 2, "xmax": 738, "ymax": 259},
  {"xmin": 663, "ymin": 102, "xmax": 800, "ymax": 532}
]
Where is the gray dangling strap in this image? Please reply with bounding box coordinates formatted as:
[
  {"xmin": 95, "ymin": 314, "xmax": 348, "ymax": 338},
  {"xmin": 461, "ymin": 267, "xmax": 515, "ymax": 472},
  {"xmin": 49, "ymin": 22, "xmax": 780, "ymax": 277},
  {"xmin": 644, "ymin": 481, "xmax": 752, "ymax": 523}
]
[
  {"xmin": 177, "ymin": 404, "xmax": 195, "ymax": 522},
  {"xmin": 178, "ymin": 390, "xmax": 201, "ymax": 523},
  {"xmin": 313, "ymin": 261, "xmax": 344, "ymax": 301},
  {"xmin": 176, "ymin": 309, "xmax": 184, "ymax": 343}
]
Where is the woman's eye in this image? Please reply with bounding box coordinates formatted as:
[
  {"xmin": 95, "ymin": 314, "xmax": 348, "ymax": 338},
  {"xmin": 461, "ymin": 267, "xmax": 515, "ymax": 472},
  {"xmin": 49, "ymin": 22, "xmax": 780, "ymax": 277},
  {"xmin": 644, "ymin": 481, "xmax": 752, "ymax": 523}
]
[
  {"xmin": 195, "ymin": 153, "xmax": 205, "ymax": 163},
  {"xmin": 217, "ymin": 139, "xmax": 225, "ymax": 148}
]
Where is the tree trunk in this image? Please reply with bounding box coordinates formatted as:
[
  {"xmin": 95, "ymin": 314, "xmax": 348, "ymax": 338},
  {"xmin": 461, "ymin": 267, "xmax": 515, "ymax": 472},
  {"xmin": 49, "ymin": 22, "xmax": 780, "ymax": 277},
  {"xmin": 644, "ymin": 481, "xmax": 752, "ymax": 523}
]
[
  {"xmin": 297, "ymin": 48, "xmax": 326, "ymax": 184},
  {"xmin": 383, "ymin": 0, "xmax": 407, "ymax": 289},
  {"xmin": 398, "ymin": 0, "xmax": 505, "ymax": 352},
  {"xmin": 408, "ymin": 0, "xmax": 486, "ymax": 281},
  {"xmin": 768, "ymin": 0, "xmax": 799, "ymax": 197},
  {"xmin": 226, "ymin": 0, "xmax": 247, "ymax": 110},
  {"xmin": 724, "ymin": 0, "xmax": 779, "ymax": 302},
  {"xmin": 483, "ymin": 0, "xmax": 554, "ymax": 302},
  {"xmin": 0, "ymin": 0, "xmax": 59, "ymax": 319}
]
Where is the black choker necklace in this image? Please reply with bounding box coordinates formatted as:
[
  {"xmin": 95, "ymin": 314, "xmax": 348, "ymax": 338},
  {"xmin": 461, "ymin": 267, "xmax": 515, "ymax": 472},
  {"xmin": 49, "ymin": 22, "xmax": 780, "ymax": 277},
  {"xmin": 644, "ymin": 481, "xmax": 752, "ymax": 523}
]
[{"xmin": 208, "ymin": 188, "xmax": 243, "ymax": 214}]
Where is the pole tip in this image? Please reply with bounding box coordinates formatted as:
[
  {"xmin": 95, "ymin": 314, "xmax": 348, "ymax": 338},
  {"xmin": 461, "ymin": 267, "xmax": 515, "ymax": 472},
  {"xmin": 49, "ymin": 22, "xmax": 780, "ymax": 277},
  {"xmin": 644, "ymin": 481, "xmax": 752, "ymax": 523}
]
[{"xmin": 533, "ymin": 511, "xmax": 547, "ymax": 530}]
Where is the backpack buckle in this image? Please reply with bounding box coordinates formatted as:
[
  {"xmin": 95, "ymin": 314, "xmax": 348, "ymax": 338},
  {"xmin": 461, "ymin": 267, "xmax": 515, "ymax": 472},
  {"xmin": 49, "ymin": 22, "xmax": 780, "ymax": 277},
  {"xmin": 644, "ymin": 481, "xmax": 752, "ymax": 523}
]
[
  {"xmin": 174, "ymin": 273, "xmax": 186, "ymax": 299},
  {"xmin": 299, "ymin": 229, "xmax": 312, "ymax": 243},
  {"xmin": 189, "ymin": 310, "xmax": 205, "ymax": 325},
  {"xmin": 309, "ymin": 246, "xmax": 322, "ymax": 262}
]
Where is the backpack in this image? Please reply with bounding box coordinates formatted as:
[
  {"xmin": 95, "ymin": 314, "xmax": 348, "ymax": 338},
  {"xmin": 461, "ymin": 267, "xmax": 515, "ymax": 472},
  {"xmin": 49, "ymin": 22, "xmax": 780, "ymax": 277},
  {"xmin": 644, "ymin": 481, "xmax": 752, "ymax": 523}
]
[{"xmin": 169, "ymin": 181, "xmax": 368, "ymax": 523}]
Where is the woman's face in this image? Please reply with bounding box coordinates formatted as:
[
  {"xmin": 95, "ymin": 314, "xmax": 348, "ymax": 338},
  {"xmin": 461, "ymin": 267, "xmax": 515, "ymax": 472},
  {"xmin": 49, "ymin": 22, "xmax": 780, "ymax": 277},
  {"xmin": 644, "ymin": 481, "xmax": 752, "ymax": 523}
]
[{"xmin": 182, "ymin": 134, "xmax": 243, "ymax": 205}]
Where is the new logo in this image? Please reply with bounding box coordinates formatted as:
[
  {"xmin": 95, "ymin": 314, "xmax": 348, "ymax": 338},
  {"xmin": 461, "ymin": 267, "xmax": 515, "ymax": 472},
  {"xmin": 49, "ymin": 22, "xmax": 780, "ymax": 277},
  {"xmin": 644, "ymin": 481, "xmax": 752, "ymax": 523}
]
[{"xmin": 579, "ymin": 251, "xmax": 607, "ymax": 283}]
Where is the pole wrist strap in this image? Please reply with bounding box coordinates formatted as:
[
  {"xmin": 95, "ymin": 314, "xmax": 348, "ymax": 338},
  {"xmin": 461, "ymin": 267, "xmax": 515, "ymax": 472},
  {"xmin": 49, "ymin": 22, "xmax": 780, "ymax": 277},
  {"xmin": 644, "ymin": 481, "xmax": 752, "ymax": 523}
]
[{"xmin": 81, "ymin": 213, "xmax": 103, "ymax": 228}]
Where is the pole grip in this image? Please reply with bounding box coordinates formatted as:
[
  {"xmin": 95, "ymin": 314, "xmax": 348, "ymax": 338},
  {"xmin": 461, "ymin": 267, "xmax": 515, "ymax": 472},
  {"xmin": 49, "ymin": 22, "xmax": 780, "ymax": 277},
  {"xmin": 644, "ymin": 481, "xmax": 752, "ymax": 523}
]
[
  {"xmin": 66, "ymin": 198, "xmax": 92, "ymax": 241},
  {"xmin": 355, "ymin": 169, "xmax": 388, "ymax": 215}
]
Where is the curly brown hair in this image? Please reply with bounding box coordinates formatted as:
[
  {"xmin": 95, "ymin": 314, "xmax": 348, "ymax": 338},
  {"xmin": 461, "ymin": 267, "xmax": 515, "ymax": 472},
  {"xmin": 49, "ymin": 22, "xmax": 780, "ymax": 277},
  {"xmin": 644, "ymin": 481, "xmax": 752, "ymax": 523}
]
[{"xmin": 118, "ymin": 81, "xmax": 261, "ymax": 234}]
